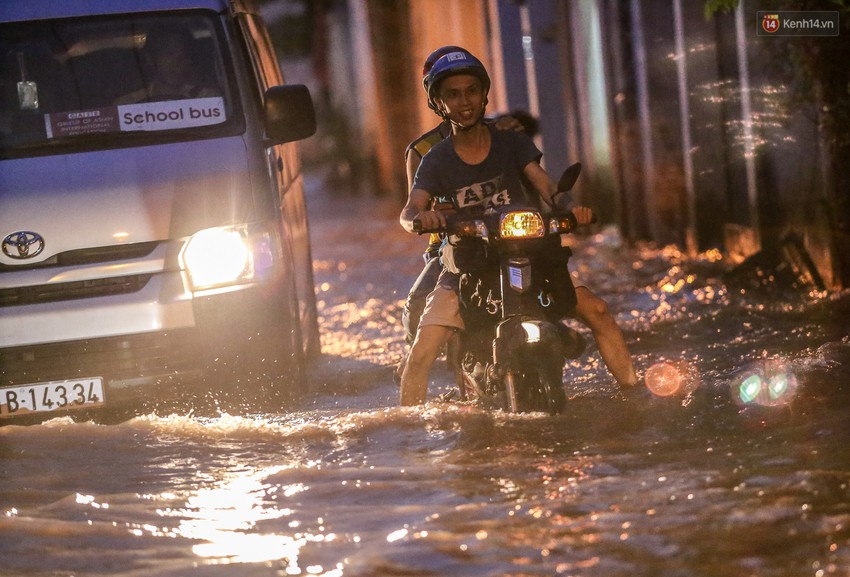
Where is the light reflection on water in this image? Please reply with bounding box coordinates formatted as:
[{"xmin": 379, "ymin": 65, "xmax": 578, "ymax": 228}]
[{"xmin": 160, "ymin": 466, "xmax": 304, "ymax": 565}]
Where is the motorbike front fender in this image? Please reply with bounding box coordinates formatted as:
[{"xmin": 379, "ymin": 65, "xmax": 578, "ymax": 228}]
[
  {"xmin": 493, "ymin": 317, "xmax": 563, "ymax": 365},
  {"xmin": 493, "ymin": 316, "xmax": 585, "ymax": 365}
]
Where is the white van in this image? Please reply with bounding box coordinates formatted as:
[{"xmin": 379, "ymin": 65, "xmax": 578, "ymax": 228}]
[{"xmin": 0, "ymin": 0, "xmax": 320, "ymax": 423}]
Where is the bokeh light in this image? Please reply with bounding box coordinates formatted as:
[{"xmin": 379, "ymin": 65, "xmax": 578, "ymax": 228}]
[
  {"xmin": 644, "ymin": 360, "xmax": 700, "ymax": 397},
  {"xmin": 645, "ymin": 363, "xmax": 682, "ymax": 396},
  {"xmin": 731, "ymin": 358, "xmax": 798, "ymax": 407}
]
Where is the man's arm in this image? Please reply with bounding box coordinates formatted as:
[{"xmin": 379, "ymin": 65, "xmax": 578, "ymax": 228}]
[
  {"xmin": 400, "ymin": 188, "xmax": 446, "ymax": 233},
  {"xmin": 523, "ymin": 161, "xmax": 558, "ymax": 208},
  {"xmin": 522, "ymin": 161, "xmax": 594, "ymax": 225}
]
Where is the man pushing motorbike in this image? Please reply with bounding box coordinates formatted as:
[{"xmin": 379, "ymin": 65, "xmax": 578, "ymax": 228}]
[{"xmin": 399, "ymin": 49, "xmax": 638, "ymax": 405}]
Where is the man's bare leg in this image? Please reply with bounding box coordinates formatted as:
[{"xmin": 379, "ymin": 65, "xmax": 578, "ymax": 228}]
[
  {"xmin": 400, "ymin": 325, "xmax": 456, "ymax": 405},
  {"xmin": 574, "ymin": 287, "xmax": 638, "ymax": 387}
]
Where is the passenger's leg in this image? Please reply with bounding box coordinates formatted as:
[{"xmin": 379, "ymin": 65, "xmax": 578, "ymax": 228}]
[
  {"xmin": 398, "ymin": 257, "xmax": 442, "ymax": 382},
  {"xmin": 399, "ymin": 283, "xmax": 464, "ymax": 404},
  {"xmin": 402, "ymin": 256, "xmax": 441, "ymax": 344}
]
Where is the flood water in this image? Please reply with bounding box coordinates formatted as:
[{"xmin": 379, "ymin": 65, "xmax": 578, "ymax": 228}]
[{"xmin": 2, "ymin": 171, "xmax": 849, "ymax": 577}]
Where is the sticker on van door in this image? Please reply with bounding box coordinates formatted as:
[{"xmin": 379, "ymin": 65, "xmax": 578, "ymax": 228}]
[{"xmin": 44, "ymin": 97, "xmax": 226, "ymax": 138}]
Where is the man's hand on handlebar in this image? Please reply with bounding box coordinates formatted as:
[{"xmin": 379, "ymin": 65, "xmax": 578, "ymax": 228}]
[
  {"xmin": 571, "ymin": 206, "xmax": 595, "ymax": 225},
  {"xmin": 413, "ymin": 209, "xmax": 447, "ymax": 232}
]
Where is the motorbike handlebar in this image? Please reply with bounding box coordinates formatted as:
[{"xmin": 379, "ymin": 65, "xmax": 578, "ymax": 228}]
[
  {"xmin": 412, "ymin": 213, "xmax": 457, "ymax": 234},
  {"xmin": 554, "ymin": 211, "xmax": 599, "ymax": 229},
  {"xmin": 411, "ymin": 209, "xmax": 597, "ymax": 234}
]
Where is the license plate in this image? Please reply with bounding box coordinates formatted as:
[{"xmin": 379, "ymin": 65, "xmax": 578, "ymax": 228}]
[{"xmin": 0, "ymin": 377, "xmax": 105, "ymax": 417}]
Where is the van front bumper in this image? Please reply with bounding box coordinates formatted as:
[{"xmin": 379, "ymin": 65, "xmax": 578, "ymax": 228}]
[{"xmin": 0, "ymin": 274, "xmax": 302, "ymax": 422}]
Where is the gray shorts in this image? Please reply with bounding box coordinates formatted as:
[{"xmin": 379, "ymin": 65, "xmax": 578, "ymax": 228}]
[{"xmin": 418, "ymin": 271, "xmax": 464, "ymax": 330}]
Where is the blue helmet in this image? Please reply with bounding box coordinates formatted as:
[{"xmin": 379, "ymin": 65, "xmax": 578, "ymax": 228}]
[
  {"xmin": 422, "ymin": 45, "xmax": 468, "ymax": 80},
  {"xmin": 424, "ymin": 49, "xmax": 491, "ymax": 118},
  {"xmin": 422, "ymin": 46, "xmax": 470, "ymax": 113}
]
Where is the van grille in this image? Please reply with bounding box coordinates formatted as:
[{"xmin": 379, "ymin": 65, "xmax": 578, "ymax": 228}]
[
  {"xmin": 0, "ymin": 241, "xmax": 159, "ymax": 271},
  {"xmin": 0, "ymin": 274, "xmax": 152, "ymax": 307},
  {"xmin": 0, "ymin": 241, "xmax": 161, "ymax": 307}
]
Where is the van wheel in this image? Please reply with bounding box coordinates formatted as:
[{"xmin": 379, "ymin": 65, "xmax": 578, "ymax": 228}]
[
  {"xmin": 248, "ymin": 288, "xmax": 305, "ymax": 408},
  {"xmin": 301, "ymin": 259, "xmax": 322, "ymax": 360},
  {"xmin": 196, "ymin": 284, "xmax": 306, "ymax": 412}
]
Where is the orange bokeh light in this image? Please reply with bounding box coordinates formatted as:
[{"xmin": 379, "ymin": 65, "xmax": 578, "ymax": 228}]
[{"xmin": 645, "ymin": 362, "xmax": 684, "ymax": 397}]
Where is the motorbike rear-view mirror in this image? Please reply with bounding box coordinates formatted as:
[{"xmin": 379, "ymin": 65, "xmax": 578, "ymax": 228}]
[{"xmin": 557, "ymin": 162, "xmax": 582, "ymax": 192}]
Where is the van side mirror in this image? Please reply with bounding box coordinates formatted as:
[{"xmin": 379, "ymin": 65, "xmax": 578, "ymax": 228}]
[{"xmin": 263, "ymin": 84, "xmax": 316, "ymax": 144}]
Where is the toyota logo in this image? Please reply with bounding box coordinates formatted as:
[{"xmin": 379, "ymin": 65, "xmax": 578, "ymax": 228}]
[{"xmin": 2, "ymin": 231, "xmax": 45, "ymax": 260}]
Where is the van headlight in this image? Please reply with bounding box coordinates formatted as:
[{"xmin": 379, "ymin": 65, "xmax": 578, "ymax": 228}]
[{"xmin": 179, "ymin": 224, "xmax": 277, "ymax": 291}]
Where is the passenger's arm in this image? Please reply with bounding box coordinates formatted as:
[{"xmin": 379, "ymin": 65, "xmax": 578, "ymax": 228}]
[
  {"xmin": 493, "ymin": 114, "xmax": 523, "ymax": 132},
  {"xmin": 405, "ymin": 150, "xmax": 423, "ymax": 191}
]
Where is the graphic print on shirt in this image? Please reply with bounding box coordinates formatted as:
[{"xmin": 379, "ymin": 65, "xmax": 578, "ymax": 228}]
[{"xmin": 454, "ymin": 175, "xmax": 511, "ymax": 210}]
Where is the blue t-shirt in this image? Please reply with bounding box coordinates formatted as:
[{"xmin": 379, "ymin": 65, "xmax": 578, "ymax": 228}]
[{"xmin": 413, "ymin": 123, "xmax": 542, "ymax": 210}]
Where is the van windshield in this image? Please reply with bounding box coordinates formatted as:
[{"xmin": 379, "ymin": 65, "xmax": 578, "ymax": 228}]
[{"xmin": 1, "ymin": 12, "xmax": 236, "ymax": 155}]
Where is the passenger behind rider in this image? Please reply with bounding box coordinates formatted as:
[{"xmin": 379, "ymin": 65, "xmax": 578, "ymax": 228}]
[
  {"xmin": 115, "ymin": 27, "xmax": 218, "ymax": 105},
  {"xmin": 399, "ymin": 46, "xmax": 527, "ymax": 385},
  {"xmin": 398, "ymin": 49, "xmax": 638, "ymax": 405}
]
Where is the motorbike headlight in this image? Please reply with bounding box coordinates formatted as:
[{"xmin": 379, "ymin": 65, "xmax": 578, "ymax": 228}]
[
  {"xmin": 500, "ymin": 211, "xmax": 544, "ymax": 238},
  {"xmin": 179, "ymin": 224, "xmax": 277, "ymax": 291}
]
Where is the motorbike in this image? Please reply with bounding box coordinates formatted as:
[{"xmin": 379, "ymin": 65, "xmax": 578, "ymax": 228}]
[{"xmin": 414, "ymin": 163, "xmax": 591, "ymax": 415}]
